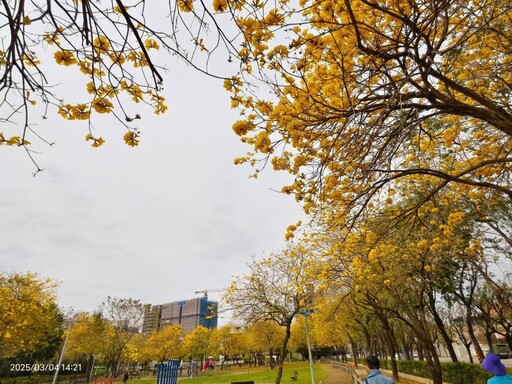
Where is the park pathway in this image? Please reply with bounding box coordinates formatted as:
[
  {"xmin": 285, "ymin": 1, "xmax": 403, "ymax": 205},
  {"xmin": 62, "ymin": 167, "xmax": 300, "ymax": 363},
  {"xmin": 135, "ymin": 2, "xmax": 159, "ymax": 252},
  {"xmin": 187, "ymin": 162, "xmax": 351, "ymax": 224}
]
[
  {"xmin": 319, "ymin": 363, "xmax": 354, "ymax": 384},
  {"xmin": 319, "ymin": 363, "xmax": 423, "ymax": 384}
]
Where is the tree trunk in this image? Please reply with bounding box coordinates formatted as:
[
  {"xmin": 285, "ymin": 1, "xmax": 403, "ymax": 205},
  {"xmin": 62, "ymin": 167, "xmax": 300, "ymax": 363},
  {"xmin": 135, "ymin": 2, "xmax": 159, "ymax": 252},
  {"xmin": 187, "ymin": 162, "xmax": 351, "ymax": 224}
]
[
  {"xmin": 347, "ymin": 332, "xmax": 359, "ymax": 367},
  {"xmin": 463, "ymin": 343, "xmax": 474, "ymax": 364},
  {"xmin": 375, "ymin": 312, "xmax": 399, "ymax": 381},
  {"xmin": 466, "ymin": 310, "xmax": 484, "ymax": 362},
  {"xmin": 485, "ymin": 330, "xmax": 494, "ymax": 353},
  {"xmin": 86, "ymin": 354, "xmax": 94, "ymax": 382},
  {"xmin": 275, "ymin": 322, "xmax": 292, "ymax": 384},
  {"xmin": 424, "ymin": 343, "xmax": 443, "ymax": 384},
  {"xmin": 428, "ymin": 293, "xmax": 458, "ymax": 362},
  {"xmin": 361, "ymin": 324, "xmax": 372, "ymax": 355}
]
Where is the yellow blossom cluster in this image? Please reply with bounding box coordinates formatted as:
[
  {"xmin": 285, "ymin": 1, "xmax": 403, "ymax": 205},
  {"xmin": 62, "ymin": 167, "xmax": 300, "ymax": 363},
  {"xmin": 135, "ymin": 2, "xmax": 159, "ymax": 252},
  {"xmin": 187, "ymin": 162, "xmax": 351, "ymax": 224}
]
[
  {"xmin": 43, "ymin": 27, "xmax": 169, "ymax": 148},
  {"xmin": 0, "ymin": 134, "xmax": 31, "ymax": 146},
  {"xmin": 85, "ymin": 133, "xmax": 105, "ymax": 147}
]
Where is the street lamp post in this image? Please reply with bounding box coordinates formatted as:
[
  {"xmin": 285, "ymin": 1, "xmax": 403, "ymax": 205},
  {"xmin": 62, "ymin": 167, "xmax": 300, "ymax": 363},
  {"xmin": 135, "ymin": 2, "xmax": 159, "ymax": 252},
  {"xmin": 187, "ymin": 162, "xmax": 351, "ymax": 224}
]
[
  {"xmin": 301, "ymin": 310, "xmax": 316, "ymax": 384},
  {"xmin": 52, "ymin": 321, "xmax": 73, "ymax": 384}
]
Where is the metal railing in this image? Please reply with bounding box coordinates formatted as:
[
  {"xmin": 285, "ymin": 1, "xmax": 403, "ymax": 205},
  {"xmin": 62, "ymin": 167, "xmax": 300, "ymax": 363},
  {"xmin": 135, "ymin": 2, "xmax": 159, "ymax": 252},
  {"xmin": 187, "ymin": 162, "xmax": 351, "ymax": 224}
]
[{"xmin": 331, "ymin": 362, "xmax": 361, "ymax": 384}]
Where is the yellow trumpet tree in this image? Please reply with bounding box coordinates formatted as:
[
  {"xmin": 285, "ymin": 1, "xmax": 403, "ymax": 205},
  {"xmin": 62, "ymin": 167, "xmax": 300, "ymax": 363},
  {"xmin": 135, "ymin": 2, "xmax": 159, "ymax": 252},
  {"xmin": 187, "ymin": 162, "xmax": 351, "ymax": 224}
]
[
  {"xmin": 245, "ymin": 321, "xmax": 285, "ymax": 368},
  {"xmin": 209, "ymin": 325, "xmax": 245, "ymax": 369},
  {"xmin": 0, "ymin": 272, "xmax": 62, "ymax": 360},
  {"xmin": 141, "ymin": 324, "xmax": 185, "ymax": 362},
  {"xmin": 312, "ymin": 186, "xmax": 499, "ymax": 384},
  {"xmin": 183, "ymin": 325, "xmax": 212, "ymax": 361},
  {"xmin": 220, "ymin": 0, "xmax": 512, "ymax": 231},
  {"xmin": 224, "ymin": 243, "xmax": 316, "ymax": 384},
  {"xmin": 65, "ymin": 312, "xmax": 115, "ymax": 376}
]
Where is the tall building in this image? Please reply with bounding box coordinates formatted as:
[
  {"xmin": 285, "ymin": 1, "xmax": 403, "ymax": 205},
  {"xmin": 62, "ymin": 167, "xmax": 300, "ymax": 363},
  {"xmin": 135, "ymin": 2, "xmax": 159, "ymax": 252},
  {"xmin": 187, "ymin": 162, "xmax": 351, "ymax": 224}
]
[
  {"xmin": 142, "ymin": 305, "xmax": 162, "ymax": 334},
  {"xmin": 142, "ymin": 296, "xmax": 218, "ymax": 334}
]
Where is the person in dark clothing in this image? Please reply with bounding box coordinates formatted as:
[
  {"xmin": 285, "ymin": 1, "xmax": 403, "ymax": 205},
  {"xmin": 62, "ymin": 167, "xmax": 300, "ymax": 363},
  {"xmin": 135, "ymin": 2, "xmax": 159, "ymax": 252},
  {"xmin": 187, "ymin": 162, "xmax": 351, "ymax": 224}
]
[{"xmin": 123, "ymin": 372, "xmax": 129, "ymax": 384}]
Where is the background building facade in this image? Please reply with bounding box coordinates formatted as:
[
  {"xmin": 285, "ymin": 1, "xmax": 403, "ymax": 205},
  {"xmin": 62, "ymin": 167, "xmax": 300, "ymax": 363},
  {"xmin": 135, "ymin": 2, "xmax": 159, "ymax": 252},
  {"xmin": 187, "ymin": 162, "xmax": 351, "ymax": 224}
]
[
  {"xmin": 143, "ymin": 296, "xmax": 218, "ymax": 334},
  {"xmin": 142, "ymin": 305, "xmax": 162, "ymax": 334}
]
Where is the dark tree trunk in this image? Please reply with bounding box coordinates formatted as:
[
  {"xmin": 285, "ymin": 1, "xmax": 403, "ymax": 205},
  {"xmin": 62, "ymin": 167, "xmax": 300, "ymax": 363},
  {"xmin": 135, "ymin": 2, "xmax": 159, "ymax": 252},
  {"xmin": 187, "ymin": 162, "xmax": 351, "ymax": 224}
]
[
  {"xmin": 428, "ymin": 293, "xmax": 458, "ymax": 362},
  {"xmin": 347, "ymin": 332, "xmax": 359, "ymax": 367},
  {"xmin": 466, "ymin": 311, "xmax": 484, "ymax": 362},
  {"xmin": 269, "ymin": 348, "xmax": 275, "ymax": 369},
  {"xmin": 375, "ymin": 311, "xmax": 399, "ymax": 381},
  {"xmin": 275, "ymin": 321, "xmax": 292, "ymax": 384},
  {"xmin": 424, "ymin": 342, "xmax": 444, "ymax": 384}
]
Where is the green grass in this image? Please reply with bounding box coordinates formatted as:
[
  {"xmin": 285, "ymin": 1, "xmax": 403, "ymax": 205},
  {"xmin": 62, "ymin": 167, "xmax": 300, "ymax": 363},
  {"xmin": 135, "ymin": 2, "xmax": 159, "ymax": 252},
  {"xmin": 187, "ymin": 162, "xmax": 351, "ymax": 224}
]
[
  {"xmin": 126, "ymin": 362, "xmax": 324, "ymax": 384},
  {"xmin": 175, "ymin": 362, "xmax": 324, "ymax": 384}
]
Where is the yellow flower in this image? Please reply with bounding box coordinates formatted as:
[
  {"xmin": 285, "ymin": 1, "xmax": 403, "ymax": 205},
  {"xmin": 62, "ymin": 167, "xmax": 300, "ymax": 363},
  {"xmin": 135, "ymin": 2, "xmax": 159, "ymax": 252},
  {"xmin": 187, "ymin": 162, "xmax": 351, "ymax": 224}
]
[
  {"xmin": 127, "ymin": 51, "xmax": 148, "ymax": 67},
  {"xmin": 223, "ymin": 76, "xmax": 242, "ymax": 91},
  {"xmin": 122, "ymin": 83, "xmax": 144, "ymax": 102},
  {"xmin": 78, "ymin": 60, "xmax": 92, "ymax": 75},
  {"xmin": 151, "ymin": 94, "xmax": 168, "ymax": 114},
  {"xmin": 416, "ymin": 239, "xmax": 428, "ymax": 249},
  {"xmin": 123, "ymin": 131, "xmax": 140, "ymax": 147},
  {"xmin": 86, "ymin": 82, "xmax": 96, "ymax": 94},
  {"xmin": 58, "ymin": 104, "xmax": 75, "ymax": 120},
  {"xmin": 213, "ymin": 0, "xmax": 228, "ymax": 12},
  {"xmin": 92, "ymin": 137, "xmax": 105, "ymax": 147},
  {"xmin": 447, "ymin": 211, "xmax": 464, "ymax": 226},
  {"xmin": 7, "ymin": 136, "xmax": 22, "ymax": 145},
  {"xmin": 93, "ymin": 36, "xmax": 111, "ymax": 54},
  {"xmin": 44, "ymin": 32, "xmax": 60, "ymax": 45},
  {"xmin": 109, "ymin": 52, "xmax": 126, "ymax": 65},
  {"xmin": 144, "ymin": 39, "xmax": 160, "ymax": 51},
  {"xmin": 54, "ymin": 51, "xmax": 77, "ymax": 66},
  {"xmin": 92, "ymin": 98, "xmax": 114, "ymax": 113},
  {"xmin": 155, "ymin": 102, "xmax": 168, "ymax": 115},
  {"xmin": 85, "ymin": 134, "xmax": 105, "ymax": 147},
  {"xmin": 23, "ymin": 53, "xmax": 40, "ymax": 67},
  {"xmin": 114, "ymin": 4, "xmax": 130, "ymax": 13},
  {"xmin": 72, "ymin": 104, "xmax": 91, "ymax": 120},
  {"xmin": 232, "ymin": 120, "xmax": 254, "ymax": 136},
  {"xmin": 177, "ymin": 0, "xmax": 194, "ymax": 12}
]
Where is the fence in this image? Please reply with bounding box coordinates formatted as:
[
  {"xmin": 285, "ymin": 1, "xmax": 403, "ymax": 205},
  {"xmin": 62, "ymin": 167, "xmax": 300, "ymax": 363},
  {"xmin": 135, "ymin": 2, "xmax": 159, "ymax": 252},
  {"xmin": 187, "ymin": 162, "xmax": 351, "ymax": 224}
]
[
  {"xmin": 331, "ymin": 362, "xmax": 361, "ymax": 384},
  {"xmin": 156, "ymin": 360, "xmax": 180, "ymax": 384}
]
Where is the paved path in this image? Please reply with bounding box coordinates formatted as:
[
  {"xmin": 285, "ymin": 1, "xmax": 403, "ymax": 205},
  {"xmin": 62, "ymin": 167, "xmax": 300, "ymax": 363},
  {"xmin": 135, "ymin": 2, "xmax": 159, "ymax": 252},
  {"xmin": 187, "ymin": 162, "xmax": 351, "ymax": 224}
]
[{"xmin": 319, "ymin": 363, "xmax": 354, "ymax": 384}]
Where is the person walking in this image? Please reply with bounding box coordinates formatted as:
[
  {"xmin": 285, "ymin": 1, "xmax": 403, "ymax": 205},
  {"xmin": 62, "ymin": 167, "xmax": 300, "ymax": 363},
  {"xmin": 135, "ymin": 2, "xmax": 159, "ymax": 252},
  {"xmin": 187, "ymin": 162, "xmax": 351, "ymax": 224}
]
[
  {"xmin": 482, "ymin": 353, "xmax": 512, "ymax": 384},
  {"xmin": 363, "ymin": 355, "xmax": 394, "ymax": 384},
  {"xmin": 122, "ymin": 371, "xmax": 129, "ymax": 384}
]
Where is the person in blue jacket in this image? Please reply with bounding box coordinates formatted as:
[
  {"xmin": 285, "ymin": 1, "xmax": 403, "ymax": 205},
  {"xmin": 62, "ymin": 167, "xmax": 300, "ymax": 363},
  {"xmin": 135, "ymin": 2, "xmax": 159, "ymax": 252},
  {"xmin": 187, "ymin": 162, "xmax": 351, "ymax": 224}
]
[
  {"xmin": 482, "ymin": 352, "xmax": 512, "ymax": 384},
  {"xmin": 363, "ymin": 355, "xmax": 394, "ymax": 384}
]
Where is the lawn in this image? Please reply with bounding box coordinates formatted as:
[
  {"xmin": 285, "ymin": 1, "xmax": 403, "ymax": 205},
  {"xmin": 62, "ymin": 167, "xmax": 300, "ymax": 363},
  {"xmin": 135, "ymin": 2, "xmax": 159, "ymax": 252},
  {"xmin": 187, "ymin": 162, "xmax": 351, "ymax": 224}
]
[{"xmin": 128, "ymin": 362, "xmax": 324, "ymax": 384}]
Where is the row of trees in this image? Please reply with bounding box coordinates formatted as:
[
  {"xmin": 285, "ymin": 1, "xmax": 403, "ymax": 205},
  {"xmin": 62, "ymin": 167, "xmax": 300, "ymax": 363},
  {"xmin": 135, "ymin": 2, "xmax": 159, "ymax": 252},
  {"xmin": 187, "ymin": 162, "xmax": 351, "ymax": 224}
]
[
  {"xmin": 0, "ymin": 279, "xmax": 147, "ymax": 379},
  {"xmin": 2, "ymin": 219, "xmax": 511, "ymax": 384},
  {"xmin": 0, "ymin": 271, "xmax": 333, "ymax": 381},
  {"xmin": 212, "ymin": 1, "xmax": 512, "ymax": 384},
  {"xmin": 222, "ymin": 194, "xmax": 512, "ymax": 384},
  {"xmin": 65, "ymin": 317, "xmax": 312, "ymax": 375}
]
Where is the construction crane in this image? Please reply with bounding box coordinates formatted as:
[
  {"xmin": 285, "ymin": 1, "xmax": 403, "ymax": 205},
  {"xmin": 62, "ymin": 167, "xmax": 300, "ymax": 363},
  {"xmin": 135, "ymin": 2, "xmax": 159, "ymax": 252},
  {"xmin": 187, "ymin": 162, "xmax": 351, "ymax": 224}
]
[{"xmin": 194, "ymin": 289, "xmax": 222, "ymax": 298}]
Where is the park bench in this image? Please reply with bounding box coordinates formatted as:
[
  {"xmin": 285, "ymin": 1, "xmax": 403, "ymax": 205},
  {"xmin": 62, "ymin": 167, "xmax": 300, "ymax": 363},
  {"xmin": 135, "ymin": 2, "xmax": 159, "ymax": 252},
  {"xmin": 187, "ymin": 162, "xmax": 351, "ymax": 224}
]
[{"xmin": 291, "ymin": 371, "xmax": 299, "ymax": 381}]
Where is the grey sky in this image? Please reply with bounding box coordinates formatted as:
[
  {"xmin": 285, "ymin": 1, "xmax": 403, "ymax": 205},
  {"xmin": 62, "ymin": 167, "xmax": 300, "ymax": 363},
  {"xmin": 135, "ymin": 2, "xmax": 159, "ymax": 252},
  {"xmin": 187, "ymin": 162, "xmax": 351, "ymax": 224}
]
[{"xmin": 0, "ymin": 55, "xmax": 304, "ymax": 321}]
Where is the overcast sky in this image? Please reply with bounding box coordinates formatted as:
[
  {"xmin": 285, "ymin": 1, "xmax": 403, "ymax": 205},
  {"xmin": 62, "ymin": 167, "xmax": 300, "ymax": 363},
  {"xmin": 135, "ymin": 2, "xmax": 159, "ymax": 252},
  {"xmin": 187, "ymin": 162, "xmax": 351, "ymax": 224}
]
[{"xmin": 0, "ymin": 48, "xmax": 304, "ymax": 322}]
